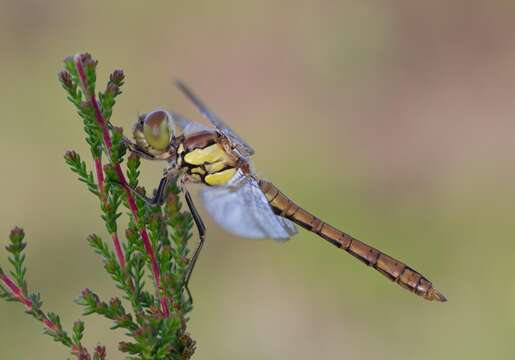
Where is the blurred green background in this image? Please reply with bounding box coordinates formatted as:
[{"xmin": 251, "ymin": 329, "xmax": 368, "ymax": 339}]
[{"xmin": 1, "ymin": 1, "xmax": 515, "ymax": 359}]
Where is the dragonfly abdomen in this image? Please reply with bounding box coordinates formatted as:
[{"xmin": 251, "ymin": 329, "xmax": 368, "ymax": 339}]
[{"xmin": 258, "ymin": 180, "xmax": 446, "ymax": 302}]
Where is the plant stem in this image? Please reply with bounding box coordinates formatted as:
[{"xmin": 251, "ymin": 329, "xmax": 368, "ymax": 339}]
[
  {"xmin": 94, "ymin": 157, "xmax": 106, "ymax": 200},
  {"xmin": 111, "ymin": 233, "xmax": 126, "ymax": 269},
  {"xmin": 0, "ymin": 271, "xmax": 32, "ymax": 309},
  {"xmin": 74, "ymin": 54, "xmax": 169, "ymax": 317},
  {"xmin": 95, "ymin": 141, "xmax": 126, "ymax": 275},
  {"xmin": 0, "ymin": 271, "xmax": 59, "ymax": 331}
]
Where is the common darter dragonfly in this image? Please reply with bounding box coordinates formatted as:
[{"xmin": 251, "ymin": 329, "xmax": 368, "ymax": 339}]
[{"xmin": 125, "ymin": 81, "xmax": 447, "ymax": 303}]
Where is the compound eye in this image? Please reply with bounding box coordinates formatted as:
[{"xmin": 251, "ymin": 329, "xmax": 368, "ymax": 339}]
[{"xmin": 143, "ymin": 110, "xmax": 172, "ymax": 151}]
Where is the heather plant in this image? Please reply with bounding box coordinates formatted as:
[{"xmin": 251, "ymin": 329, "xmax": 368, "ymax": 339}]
[{"xmin": 0, "ymin": 53, "xmax": 196, "ymax": 359}]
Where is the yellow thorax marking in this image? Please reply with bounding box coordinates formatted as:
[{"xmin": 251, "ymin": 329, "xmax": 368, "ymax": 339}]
[
  {"xmin": 191, "ymin": 167, "xmax": 206, "ymax": 175},
  {"xmin": 205, "ymin": 168, "xmax": 237, "ymax": 186},
  {"xmin": 190, "ymin": 173, "xmax": 202, "ymax": 182},
  {"xmin": 177, "ymin": 143, "xmax": 185, "ymax": 154},
  {"xmin": 204, "ymin": 161, "xmax": 226, "ymax": 173},
  {"xmin": 184, "ymin": 144, "xmax": 229, "ymax": 165}
]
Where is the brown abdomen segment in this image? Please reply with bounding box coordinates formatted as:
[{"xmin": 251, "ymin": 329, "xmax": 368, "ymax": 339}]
[{"xmin": 259, "ymin": 180, "xmax": 446, "ymax": 302}]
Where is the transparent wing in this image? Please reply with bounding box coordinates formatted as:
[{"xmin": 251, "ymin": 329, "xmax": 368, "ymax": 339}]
[
  {"xmin": 169, "ymin": 111, "xmax": 192, "ymax": 130},
  {"xmin": 200, "ymin": 170, "xmax": 297, "ymax": 241},
  {"xmin": 176, "ymin": 80, "xmax": 255, "ymax": 157},
  {"xmin": 170, "ymin": 112, "xmax": 212, "ymax": 136}
]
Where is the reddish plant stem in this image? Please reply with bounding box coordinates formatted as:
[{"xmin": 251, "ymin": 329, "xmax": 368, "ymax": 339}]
[
  {"xmin": 96, "ymin": 156, "xmax": 126, "ymax": 270},
  {"xmin": 0, "ymin": 272, "xmax": 59, "ymax": 331},
  {"xmin": 43, "ymin": 319, "xmax": 59, "ymax": 331},
  {"xmin": 94, "ymin": 157, "xmax": 105, "ymax": 199},
  {"xmin": 95, "ymin": 156, "xmax": 126, "ymax": 270},
  {"xmin": 111, "ymin": 233, "xmax": 126, "ymax": 269},
  {"xmin": 95, "ymin": 150, "xmax": 125, "ymax": 269},
  {"xmin": 113, "ymin": 170, "xmax": 169, "ymax": 314},
  {"xmin": 0, "ymin": 272, "xmax": 32, "ymax": 308},
  {"xmin": 74, "ymin": 54, "xmax": 169, "ymax": 317}
]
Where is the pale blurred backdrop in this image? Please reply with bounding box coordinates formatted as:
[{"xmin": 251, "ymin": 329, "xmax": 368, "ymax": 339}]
[{"xmin": 1, "ymin": 1, "xmax": 515, "ymax": 359}]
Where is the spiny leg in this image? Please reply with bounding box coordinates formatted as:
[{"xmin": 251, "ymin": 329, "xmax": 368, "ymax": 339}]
[
  {"xmin": 146, "ymin": 177, "xmax": 205, "ymax": 302},
  {"xmin": 113, "ymin": 175, "xmax": 166, "ymax": 208},
  {"xmin": 117, "ymin": 130, "xmax": 203, "ymax": 301},
  {"xmin": 109, "ymin": 126, "xmax": 173, "ymax": 203},
  {"xmin": 115, "ymin": 166, "xmax": 177, "ymax": 210},
  {"xmin": 106, "ymin": 121, "xmax": 149, "ymax": 157},
  {"xmin": 153, "ymin": 175, "xmax": 171, "ymax": 206},
  {"xmin": 124, "ymin": 139, "xmax": 157, "ymax": 160},
  {"xmin": 136, "ymin": 177, "xmax": 205, "ymax": 302},
  {"xmin": 182, "ymin": 188, "xmax": 206, "ymax": 304}
]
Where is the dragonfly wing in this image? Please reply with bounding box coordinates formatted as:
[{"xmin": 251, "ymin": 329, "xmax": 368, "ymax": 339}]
[
  {"xmin": 170, "ymin": 112, "xmax": 212, "ymax": 136},
  {"xmin": 169, "ymin": 111, "xmax": 192, "ymax": 130},
  {"xmin": 200, "ymin": 171, "xmax": 297, "ymax": 241},
  {"xmin": 175, "ymin": 80, "xmax": 255, "ymax": 157}
]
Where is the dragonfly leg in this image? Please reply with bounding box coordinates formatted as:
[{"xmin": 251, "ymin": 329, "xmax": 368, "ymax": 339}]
[
  {"xmin": 182, "ymin": 188, "xmax": 206, "ymax": 304},
  {"xmin": 153, "ymin": 175, "xmax": 171, "ymax": 206},
  {"xmin": 106, "ymin": 117, "xmax": 159, "ymax": 160},
  {"xmin": 111, "ymin": 173, "xmax": 172, "ymax": 209},
  {"xmin": 125, "ymin": 138, "xmax": 157, "ymax": 160}
]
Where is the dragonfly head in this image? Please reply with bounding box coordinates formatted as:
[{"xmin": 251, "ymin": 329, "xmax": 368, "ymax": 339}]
[
  {"xmin": 142, "ymin": 109, "xmax": 175, "ymax": 150},
  {"xmin": 133, "ymin": 109, "xmax": 176, "ymax": 156}
]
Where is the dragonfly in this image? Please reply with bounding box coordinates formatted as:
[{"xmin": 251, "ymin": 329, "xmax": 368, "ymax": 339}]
[{"xmin": 125, "ymin": 81, "xmax": 447, "ymax": 303}]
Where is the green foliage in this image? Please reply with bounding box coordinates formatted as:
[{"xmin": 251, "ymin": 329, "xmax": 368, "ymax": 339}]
[
  {"xmin": 78, "ymin": 289, "xmax": 138, "ymax": 331},
  {"xmin": 164, "ymin": 184, "xmax": 194, "ymax": 309},
  {"xmin": 72, "ymin": 320, "xmax": 85, "ymax": 345},
  {"xmin": 100, "ymin": 69, "xmax": 125, "ymax": 122},
  {"xmin": 87, "ymin": 234, "xmax": 131, "ymax": 296},
  {"xmin": 60, "ymin": 57, "xmax": 103, "ymax": 160},
  {"xmin": 64, "ymin": 150, "xmax": 99, "ymax": 196},
  {"xmin": 127, "ymin": 152, "xmax": 141, "ymax": 188},
  {"xmin": 0, "ymin": 53, "xmax": 196, "ymax": 359},
  {"xmin": 5, "ymin": 227, "xmax": 28, "ymax": 292},
  {"xmin": 0, "ymin": 227, "xmax": 77, "ymax": 350},
  {"xmin": 110, "ymin": 126, "xmax": 127, "ymax": 165}
]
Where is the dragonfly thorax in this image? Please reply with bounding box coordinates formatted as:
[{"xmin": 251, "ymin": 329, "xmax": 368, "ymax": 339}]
[
  {"xmin": 132, "ymin": 109, "xmax": 241, "ymax": 187},
  {"xmin": 177, "ymin": 131, "xmax": 239, "ymax": 186}
]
